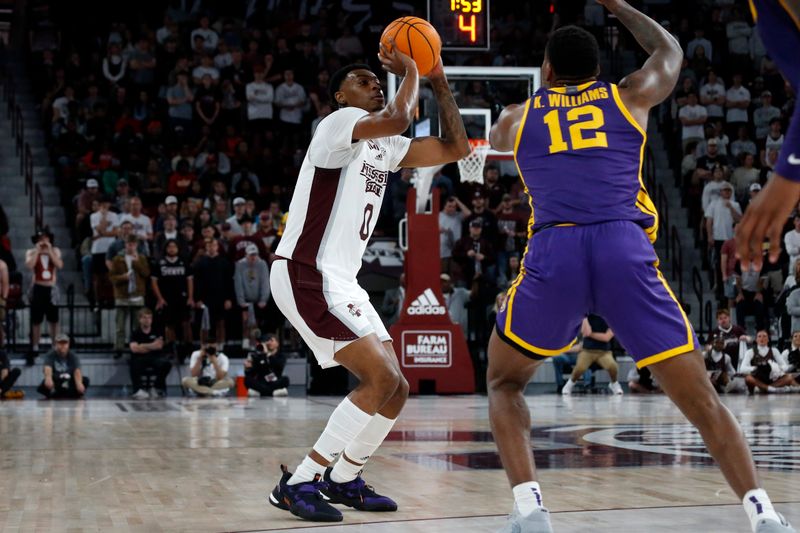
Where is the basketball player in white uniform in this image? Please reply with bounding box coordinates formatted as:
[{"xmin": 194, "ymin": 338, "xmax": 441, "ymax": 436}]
[{"xmin": 268, "ymin": 41, "xmax": 469, "ymax": 522}]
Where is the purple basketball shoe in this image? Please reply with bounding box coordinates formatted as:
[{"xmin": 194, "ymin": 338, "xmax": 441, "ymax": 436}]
[
  {"xmin": 269, "ymin": 465, "xmax": 343, "ymax": 522},
  {"xmin": 320, "ymin": 467, "xmax": 398, "ymax": 512}
]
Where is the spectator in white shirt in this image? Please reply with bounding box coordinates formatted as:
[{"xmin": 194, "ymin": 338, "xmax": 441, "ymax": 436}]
[
  {"xmin": 699, "ymin": 70, "xmax": 725, "ymax": 119},
  {"xmin": 192, "ymin": 54, "xmax": 220, "ymax": 85},
  {"xmin": 753, "ymin": 90, "xmax": 781, "ymax": 140},
  {"xmin": 702, "ymin": 164, "xmax": 727, "ymax": 212},
  {"xmin": 679, "ymin": 92, "xmax": 707, "ymax": 150},
  {"xmin": 439, "ymin": 196, "xmax": 471, "ymax": 273},
  {"xmin": 214, "ymin": 41, "xmax": 233, "ymax": 70},
  {"xmin": 725, "ymin": 8, "xmax": 751, "ymax": 59},
  {"xmin": 761, "ymin": 118, "xmax": 784, "ymax": 166},
  {"xmin": 731, "ymin": 153, "xmax": 760, "ymax": 199},
  {"xmin": 120, "ymin": 197, "xmax": 153, "ymax": 245},
  {"xmin": 749, "ymin": 30, "xmax": 766, "ymax": 72},
  {"xmin": 784, "ymin": 216, "xmax": 800, "ymax": 273},
  {"xmin": 729, "ymin": 125, "xmax": 757, "ymax": 159},
  {"xmin": 333, "ymin": 26, "xmax": 364, "ymax": 59},
  {"xmin": 183, "ymin": 340, "xmax": 234, "ymax": 396},
  {"xmin": 246, "ymin": 68, "xmax": 274, "ymax": 129},
  {"xmin": 706, "ymin": 183, "xmax": 742, "ymax": 294},
  {"xmin": 687, "ymin": 28, "xmax": 713, "ymax": 61},
  {"xmin": 190, "ymin": 15, "xmax": 218, "ymax": 52},
  {"xmin": 275, "ymin": 70, "xmax": 307, "ymax": 125},
  {"xmin": 724, "ymin": 73, "xmax": 750, "ymax": 135}
]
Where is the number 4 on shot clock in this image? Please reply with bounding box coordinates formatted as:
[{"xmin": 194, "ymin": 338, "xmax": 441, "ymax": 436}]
[{"xmin": 428, "ymin": 0, "xmax": 490, "ymax": 50}]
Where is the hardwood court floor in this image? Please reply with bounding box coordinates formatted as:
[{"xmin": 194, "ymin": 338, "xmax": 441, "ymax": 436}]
[{"xmin": 0, "ymin": 394, "xmax": 798, "ymax": 533}]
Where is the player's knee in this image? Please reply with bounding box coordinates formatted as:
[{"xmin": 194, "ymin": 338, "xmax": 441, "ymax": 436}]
[
  {"xmin": 370, "ymin": 365, "xmax": 401, "ymax": 398},
  {"xmin": 395, "ymin": 375, "xmax": 410, "ymax": 401},
  {"xmin": 487, "ymin": 372, "xmax": 526, "ymax": 394}
]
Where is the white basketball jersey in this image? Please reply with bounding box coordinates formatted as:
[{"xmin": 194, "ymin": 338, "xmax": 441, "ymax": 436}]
[{"xmin": 276, "ymin": 107, "xmax": 411, "ymax": 303}]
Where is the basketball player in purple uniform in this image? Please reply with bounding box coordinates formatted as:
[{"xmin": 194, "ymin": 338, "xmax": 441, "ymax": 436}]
[
  {"xmin": 487, "ymin": 1, "xmax": 795, "ymax": 532},
  {"xmin": 737, "ymin": 0, "xmax": 800, "ymax": 273}
]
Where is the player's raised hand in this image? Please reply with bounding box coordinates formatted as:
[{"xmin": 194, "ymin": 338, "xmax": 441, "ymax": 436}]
[
  {"xmin": 736, "ymin": 175, "xmax": 800, "ymax": 270},
  {"xmin": 379, "ymin": 38, "xmax": 417, "ymax": 77}
]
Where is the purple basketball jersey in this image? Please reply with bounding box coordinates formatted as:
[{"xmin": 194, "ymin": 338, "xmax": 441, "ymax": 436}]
[{"xmin": 514, "ymin": 80, "xmax": 658, "ymax": 242}]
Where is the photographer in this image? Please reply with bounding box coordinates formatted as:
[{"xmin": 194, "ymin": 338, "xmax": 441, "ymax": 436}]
[
  {"xmin": 37, "ymin": 334, "xmax": 89, "ymax": 399},
  {"xmin": 244, "ymin": 332, "xmax": 289, "ymax": 397},
  {"xmin": 24, "ymin": 227, "xmax": 63, "ymax": 365},
  {"xmin": 182, "ymin": 338, "xmax": 233, "ymax": 397}
]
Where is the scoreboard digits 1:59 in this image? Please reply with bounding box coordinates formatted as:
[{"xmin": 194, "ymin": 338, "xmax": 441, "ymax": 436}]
[{"xmin": 428, "ymin": 0, "xmax": 490, "ymax": 50}]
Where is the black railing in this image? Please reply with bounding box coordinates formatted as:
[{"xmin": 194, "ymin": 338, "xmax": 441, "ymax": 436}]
[
  {"xmin": 34, "ymin": 182, "xmax": 43, "ymax": 228},
  {"xmin": 13, "ymin": 102, "xmax": 22, "ymax": 153},
  {"xmin": 692, "ymin": 266, "xmax": 713, "ymax": 339},
  {"xmin": 656, "ymin": 184, "xmax": 670, "ymax": 254},
  {"xmin": 704, "ymin": 300, "xmax": 713, "ymax": 342},
  {"xmin": 2, "ymin": 67, "xmax": 13, "ymax": 118},
  {"xmin": 670, "ymin": 225, "xmax": 683, "ymax": 302}
]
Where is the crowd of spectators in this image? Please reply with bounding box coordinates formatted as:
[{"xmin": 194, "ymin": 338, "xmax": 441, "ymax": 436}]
[
  {"xmin": 25, "ymin": 0, "xmax": 551, "ymax": 366},
  {"xmin": 14, "ymin": 1, "xmax": 799, "ymax": 395}
]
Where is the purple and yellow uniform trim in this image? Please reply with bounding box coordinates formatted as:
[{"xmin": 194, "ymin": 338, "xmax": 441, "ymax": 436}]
[{"xmin": 495, "ymin": 81, "xmax": 699, "ymax": 367}]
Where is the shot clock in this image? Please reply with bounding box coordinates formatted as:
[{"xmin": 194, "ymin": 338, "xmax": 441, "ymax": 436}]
[{"xmin": 428, "ymin": 0, "xmax": 490, "ymax": 50}]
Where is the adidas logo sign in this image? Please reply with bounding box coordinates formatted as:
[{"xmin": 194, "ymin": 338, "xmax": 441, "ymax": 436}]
[{"xmin": 407, "ymin": 288, "xmax": 447, "ymax": 316}]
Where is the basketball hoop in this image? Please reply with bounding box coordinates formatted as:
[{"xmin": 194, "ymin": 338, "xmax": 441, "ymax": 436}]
[{"xmin": 458, "ymin": 139, "xmax": 491, "ymax": 184}]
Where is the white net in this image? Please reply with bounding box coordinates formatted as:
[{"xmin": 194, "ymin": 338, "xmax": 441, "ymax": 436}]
[{"xmin": 457, "ymin": 139, "xmax": 491, "ymax": 184}]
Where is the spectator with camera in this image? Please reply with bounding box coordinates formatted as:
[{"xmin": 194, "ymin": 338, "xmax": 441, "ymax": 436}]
[
  {"xmin": 244, "ymin": 332, "xmax": 289, "ymax": 397},
  {"xmin": 25, "ymin": 227, "xmax": 63, "ymax": 366},
  {"xmin": 740, "ymin": 330, "xmax": 797, "ymax": 394},
  {"xmin": 129, "ymin": 308, "xmax": 171, "ymax": 399},
  {"xmin": 182, "ymin": 339, "xmax": 233, "ymax": 397},
  {"xmin": 37, "ymin": 333, "xmax": 89, "ymax": 399}
]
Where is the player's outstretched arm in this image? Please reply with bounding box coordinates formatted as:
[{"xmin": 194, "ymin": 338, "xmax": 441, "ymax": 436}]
[
  {"xmin": 736, "ymin": 175, "xmax": 800, "ymax": 270},
  {"xmin": 398, "ymin": 60, "xmax": 470, "ymax": 167},
  {"xmin": 353, "ymin": 39, "xmax": 419, "ymax": 140},
  {"xmin": 602, "ymin": 0, "xmax": 682, "ymax": 119},
  {"xmin": 489, "ymin": 104, "xmax": 524, "ymax": 153}
]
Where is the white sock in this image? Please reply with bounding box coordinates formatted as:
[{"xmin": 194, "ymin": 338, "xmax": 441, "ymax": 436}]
[
  {"xmin": 743, "ymin": 489, "xmax": 782, "ymax": 531},
  {"xmin": 330, "ymin": 414, "xmax": 397, "ymax": 483},
  {"xmin": 287, "ymin": 397, "xmax": 373, "ymax": 485},
  {"xmin": 287, "ymin": 455, "xmax": 327, "ymax": 485},
  {"xmin": 513, "ymin": 481, "xmax": 544, "ymax": 517}
]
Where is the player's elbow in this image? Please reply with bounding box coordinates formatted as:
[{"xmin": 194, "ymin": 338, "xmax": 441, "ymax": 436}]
[
  {"xmin": 383, "ymin": 114, "xmax": 413, "ymax": 136},
  {"xmin": 454, "ymin": 137, "xmax": 471, "ymax": 160}
]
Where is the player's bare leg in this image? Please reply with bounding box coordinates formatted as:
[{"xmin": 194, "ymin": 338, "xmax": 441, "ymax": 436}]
[
  {"xmin": 487, "ymin": 329, "xmax": 552, "ymax": 532},
  {"xmin": 649, "ymin": 350, "xmax": 794, "ymax": 532}
]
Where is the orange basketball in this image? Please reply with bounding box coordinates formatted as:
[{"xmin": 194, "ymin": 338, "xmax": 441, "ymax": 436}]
[{"xmin": 380, "ymin": 16, "xmax": 442, "ymax": 76}]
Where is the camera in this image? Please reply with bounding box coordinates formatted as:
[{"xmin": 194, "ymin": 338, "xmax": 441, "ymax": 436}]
[{"xmin": 205, "ymin": 346, "xmax": 216, "ymax": 356}]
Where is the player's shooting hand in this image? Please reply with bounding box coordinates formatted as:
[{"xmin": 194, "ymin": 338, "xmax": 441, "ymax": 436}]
[
  {"xmin": 736, "ymin": 175, "xmax": 800, "ymax": 270},
  {"xmin": 378, "ymin": 38, "xmax": 417, "ymax": 77}
]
